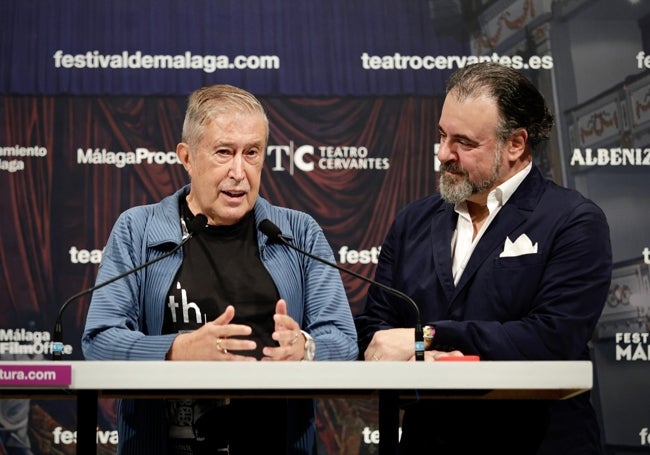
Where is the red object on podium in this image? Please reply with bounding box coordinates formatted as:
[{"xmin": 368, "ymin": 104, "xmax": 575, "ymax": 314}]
[{"xmin": 437, "ymin": 355, "xmax": 480, "ymax": 361}]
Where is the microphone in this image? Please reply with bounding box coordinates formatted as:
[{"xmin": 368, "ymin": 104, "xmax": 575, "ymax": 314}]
[
  {"xmin": 259, "ymin": 219, "xmax": 425, "ymax": 361},
  {"xmin": 51, "ymin": 214, "xmax": 208, "ymax": 361}
]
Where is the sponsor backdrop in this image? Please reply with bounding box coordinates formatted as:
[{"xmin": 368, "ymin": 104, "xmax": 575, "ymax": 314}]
[{"xmin": 1, "ymin": 0, "xmax": 649, "ymax": 453}]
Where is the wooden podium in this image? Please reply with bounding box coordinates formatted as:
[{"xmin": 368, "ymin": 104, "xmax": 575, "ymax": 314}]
[{"xmin": 0, "ymin": 360, "xmax": 593, "ymax": 454}]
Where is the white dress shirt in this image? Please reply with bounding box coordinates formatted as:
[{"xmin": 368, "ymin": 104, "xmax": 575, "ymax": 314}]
[{"xmin": 451, "ymin": 162, "xmax": 532, "ymax": 285}]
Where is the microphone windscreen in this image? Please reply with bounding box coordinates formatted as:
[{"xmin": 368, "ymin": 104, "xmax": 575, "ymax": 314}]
[
  {"xmin": 188, "ymin": 214, "xmax": 207, "ymax": 235},
  {"xmin": 259, "ymin": 219, "xmax": 282, "ymax": 240}
]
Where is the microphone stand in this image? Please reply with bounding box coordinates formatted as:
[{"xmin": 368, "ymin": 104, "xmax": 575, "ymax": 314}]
[
  {"xmin": 52, "ymin": 214, "xmax": 207, "ymax": 360},
  {"xmin": 260, "ymin": 220, "xmax": 425, "ymax": 361}
]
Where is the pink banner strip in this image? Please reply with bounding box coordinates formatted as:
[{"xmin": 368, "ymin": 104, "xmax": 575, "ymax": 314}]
[{"xmin": 0, "ymin": 363, "xmax": 72, "ymax": 387}]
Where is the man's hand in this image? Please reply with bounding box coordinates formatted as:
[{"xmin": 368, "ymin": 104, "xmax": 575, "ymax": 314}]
[
  {"xmin": 364, "ymin": 328, "xmax": 417, "ymax": 361},
  {"xmin": 262, "ymin": 299, "xmax": 305, "ymax": 361},
  {"xmin": 166, "ymin": 305, "xmax": 256, "ymax": 360}
]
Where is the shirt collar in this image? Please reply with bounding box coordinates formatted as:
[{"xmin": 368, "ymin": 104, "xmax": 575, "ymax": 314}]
[
  {"xmin": 495, "ymin": 161, "xmax": 532, "ymax": 206},
  {"xmin": 454, "ymin": 161, "xmax": 532, "ymax": 214}
]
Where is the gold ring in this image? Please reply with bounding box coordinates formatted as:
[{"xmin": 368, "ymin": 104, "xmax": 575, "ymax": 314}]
[
  {"xmin": 216, "ymin": 337, "xmax": 227, "ymax": 354},
  {"xmin": 372, "ymin": 354, "xmax": 380, "ymax": 361}
]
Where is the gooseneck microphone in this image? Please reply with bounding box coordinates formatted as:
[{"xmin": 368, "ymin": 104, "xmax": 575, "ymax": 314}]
[
  {"xmin": 259, "ymin": 219, "xmax": 425, "ymax": 361},
  {"xmin": 51, "ymin": 214, "xmax": 207, "ymax": 361}
]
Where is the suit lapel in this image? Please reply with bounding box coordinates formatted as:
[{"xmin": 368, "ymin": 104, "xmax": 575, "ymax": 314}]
[
  {"xmin": 452, "ymin": 204, "xmax": 526, "ymax": 296},
  {"xmin": 431, "ymin": 203, "xmax": 456, "ymax": 302},
  {"xmin": 451, "ymin": 165, "xmax": 545, "ymax": 300}
]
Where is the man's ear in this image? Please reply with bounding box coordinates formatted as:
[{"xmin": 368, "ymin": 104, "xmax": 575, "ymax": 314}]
[
  {"xmin": 507, "ymin": 128, "xmax": 528, "ymax": 160},
  {"xmin": 176, "ymin": 142, "xmax": 191, "ymax": 172}
]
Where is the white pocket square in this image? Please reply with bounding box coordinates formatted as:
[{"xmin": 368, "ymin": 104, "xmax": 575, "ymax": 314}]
[{"xmin": 499, "ymin": 234, "xmax": 538, "ymax": 257}]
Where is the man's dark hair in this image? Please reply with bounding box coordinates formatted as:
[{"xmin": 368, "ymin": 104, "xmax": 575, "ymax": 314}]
[{"xmin": 446, "ymin": 62, "xmax": 554, "ymax": 148}]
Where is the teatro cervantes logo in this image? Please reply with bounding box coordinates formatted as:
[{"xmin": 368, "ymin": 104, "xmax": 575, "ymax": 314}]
[{"xmin": 266, "ymin": 141, "xmax": 389, "ymax": 175}]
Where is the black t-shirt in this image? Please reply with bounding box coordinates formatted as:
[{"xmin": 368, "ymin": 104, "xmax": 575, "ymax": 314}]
[
  {"xmin": 163, "ymin": 208, "xmax": 279, "ymax": 359},
  {"xmin": 162, "ymin": 199, "xmax": 287, "ymax": 454}
]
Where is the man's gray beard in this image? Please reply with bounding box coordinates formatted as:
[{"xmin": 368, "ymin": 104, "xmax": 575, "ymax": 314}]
[
  {"xmin": 439, "ymin": 173, "xmax": 473, "ymax": 204},
  {"xmin": 439, "ymin": 147, "xmax": 502, "ymax": 204}
]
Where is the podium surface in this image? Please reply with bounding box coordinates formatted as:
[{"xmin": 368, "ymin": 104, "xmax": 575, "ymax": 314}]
[{"xmin": 0, "ymin": 360, "xmax": 593, "ymax": 454}]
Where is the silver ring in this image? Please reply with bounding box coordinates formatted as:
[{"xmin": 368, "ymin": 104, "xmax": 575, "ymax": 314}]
[
  {"xmin": 290, "ymin": 332, "xmax": 299, "ymax": 345},
  {"xmin": 216, "ymin": 337, "xmax": 227, "ymax": 354}
]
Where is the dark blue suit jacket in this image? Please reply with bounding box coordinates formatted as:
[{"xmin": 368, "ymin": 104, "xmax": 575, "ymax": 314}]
[{"xmin": 355, "ymin": 164, "xmax": 612, "ymax": 454}]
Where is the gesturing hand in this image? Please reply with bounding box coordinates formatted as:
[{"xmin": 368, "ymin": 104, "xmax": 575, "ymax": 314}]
[
  {"xmin": 166, "ymin": 305, "xmax": 257, "ymax": 361},
  {"xmin": 262, "ymin": 299, "xmax": 304, "ymax": 361}
]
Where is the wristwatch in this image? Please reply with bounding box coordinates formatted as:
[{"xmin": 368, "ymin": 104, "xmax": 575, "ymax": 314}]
[{"xmin": 300, "ymin": 330, "xmax": 316, "ymax": 361}]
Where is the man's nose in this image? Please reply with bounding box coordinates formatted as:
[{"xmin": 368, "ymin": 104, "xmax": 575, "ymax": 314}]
[
  {"xmin": 437, "ymin": 140, "xmax": 454, "ymax": 162},
  {"xmin": 229, "ymin": 153, "xmax": 245, "ymax": 178}
]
